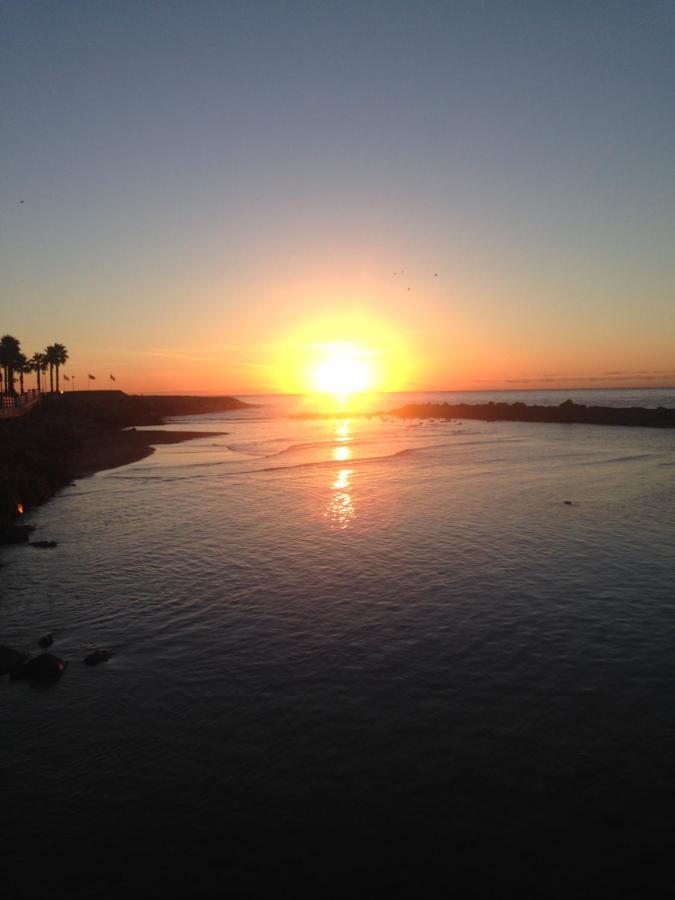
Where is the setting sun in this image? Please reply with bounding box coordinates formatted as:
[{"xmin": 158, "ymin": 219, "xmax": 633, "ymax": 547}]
[
  {"xmin": 313, "ymin": 346, "xmax": 372, "ymax": 399},
  {"xmin": 274, "ymin": 312, "xmax": 412, "ymax": 404}
]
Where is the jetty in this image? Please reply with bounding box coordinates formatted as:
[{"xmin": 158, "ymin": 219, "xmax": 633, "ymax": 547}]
[{"xmin": 389, "ymin": 398, "xmax": 675, "ymax": 428}]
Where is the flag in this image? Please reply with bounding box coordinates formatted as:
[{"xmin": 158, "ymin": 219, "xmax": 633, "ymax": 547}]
[
  {"xmin": 63, "ymin": 374, "xmax": 70, "ymax": 382},
  {"xmin": 110, "ymin": 374, "xmax": 116, "ymax": 382},
  {"xmin": 88, "ymin": 374, "xmax": 96, "ymax": 380}
]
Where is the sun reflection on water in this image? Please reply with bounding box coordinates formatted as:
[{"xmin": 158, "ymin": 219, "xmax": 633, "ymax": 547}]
[
  {"xmin": 336, "ymin": 419, "xmax": 350, "ymax": 438},
  {"xmin": 326, "ymin": 468, "xmax": 355, "ymax": 529},
  {"xmin": 326, "ymin": 419, "xmax": 356, "ymax": 529}
]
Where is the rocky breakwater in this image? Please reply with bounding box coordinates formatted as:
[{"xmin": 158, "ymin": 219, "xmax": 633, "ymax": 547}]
[{"xmin": 389, "ymin": 398, "xmax": 675, "ymax": 428}]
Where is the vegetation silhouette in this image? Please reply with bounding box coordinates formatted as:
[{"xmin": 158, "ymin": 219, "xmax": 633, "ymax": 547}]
[
  {"xmin": 30, "ymin": 351, "xmax": 48, "ymax": 393},
  {"xmin": 0, "ymin": 334, "xmax": 22, "ymax": 396},
  {"xmin": 1, "ymin": 334, "xmax": 69, "ymax": 397}
]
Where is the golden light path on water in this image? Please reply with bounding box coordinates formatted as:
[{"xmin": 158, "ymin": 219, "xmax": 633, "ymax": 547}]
[{"xmin": 326, "ymin": 418, "xmax": 355, "ymax": 529}]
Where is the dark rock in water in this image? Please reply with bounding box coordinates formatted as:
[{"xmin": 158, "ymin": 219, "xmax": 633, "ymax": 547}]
[
  {"xmin": 0, "ymin": 525, "xmax": 35, "ymax": 545},
  {"xmin": 29, "ymin": 540, "xmax": 58, "ymax": 549},
  {"xmin": 84, "ymin": 648, "xmax": 113, "ymax": 666},
  {"xmin": 38, "ymin": 633, "xmax": 54, "ymax": 648},
  {"xmin": 10, "ymin": 652, "xmax": 67, "ymax": 681},
  {"xmin": 0, "ymin": 645, "xmax": 30, "ymax": 676},
  {"xmin": 388, "ymin": 400, "xmax": 675, "ymax": 429},
  {"xmin": 563, "ymin": 500, "xmax": 574, "ymax": 505}
]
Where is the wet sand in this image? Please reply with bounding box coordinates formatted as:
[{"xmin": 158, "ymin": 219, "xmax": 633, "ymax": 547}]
[{"xmin": 71, "ymin": 429, "xmax": 227, "ymax": 477}]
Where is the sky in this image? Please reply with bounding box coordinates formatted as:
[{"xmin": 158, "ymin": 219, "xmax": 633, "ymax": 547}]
[{"xmin": 2, "ymin": 0, "xmax": 674, "ymax": 394}]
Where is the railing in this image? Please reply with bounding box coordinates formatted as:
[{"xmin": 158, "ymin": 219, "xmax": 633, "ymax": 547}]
[{"xmin": 0, "ymin": 389, "xmax": 42, "ymax": 418}]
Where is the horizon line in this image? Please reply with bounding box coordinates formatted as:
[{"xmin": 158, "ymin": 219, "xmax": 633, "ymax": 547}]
[{"xmin": 124, "ymin": 384, "xmax": 675, "ymax": 398}]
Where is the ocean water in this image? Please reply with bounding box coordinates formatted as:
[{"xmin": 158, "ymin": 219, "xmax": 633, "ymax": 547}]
[{"xmin": 2, "ymin": 389, "xmax": 674, "ymax": 896}]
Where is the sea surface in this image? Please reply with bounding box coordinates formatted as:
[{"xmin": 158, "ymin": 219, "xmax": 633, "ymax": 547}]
[{"xmin": 2, "ymin": 389, "xmax": 674, "ymax": 896}]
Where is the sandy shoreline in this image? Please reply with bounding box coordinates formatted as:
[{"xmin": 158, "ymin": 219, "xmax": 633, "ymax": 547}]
[
  {"xmin": 2, "ymin": 391, "xmax": 248, "ymax": 528},
  {"xmin": 71, "ymin": 429, "xmax": 228, "ymax": 477}
]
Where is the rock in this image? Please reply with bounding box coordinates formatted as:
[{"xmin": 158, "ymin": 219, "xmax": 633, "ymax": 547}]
[
  {"xmin": 563, "ymin": 500, "xmax": 574, "ymax": 505},
  {"xmin": 0, "ymin": 525, "xmax": 35, "ymax": 545},
  {"xmin": 0, "ymin": 645, "xmax": 29, "ymax": 676},
  {"xmin": 10, "ymin": 652, "xmax": 67, "ymax": 681},
  {"xmin": 38, "ymin": 633, "xmax": 53, "ymax": 649},
  {"xmin": 83, "ymin": 648, "xmax": 113, "ymax": 666},
  {"xmin": 29, "ymin": 540, "xmax": 58, "ymax": 549}
]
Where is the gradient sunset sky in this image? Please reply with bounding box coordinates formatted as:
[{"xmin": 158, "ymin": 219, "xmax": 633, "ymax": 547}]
[{"xmin": 3, "ymin": 1, "xmax": 674, "ymax": 394}]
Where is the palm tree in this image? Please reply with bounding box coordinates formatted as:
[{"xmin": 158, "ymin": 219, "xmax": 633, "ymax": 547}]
[
  {"xmin": 16, "ymin": 352, "xmax": 29, "ymax": 395},
  {"xmin": 0, "ymin": 334, "xmax": 22, "ymax": 396},
  {"xmin": 45, "ymin": 345, "xmax": 57, "ymax": 392},
  {"xmin": 30, "ymin": 352, "xmax": 48, "ymax": 393},
  {"xmin": 52, "ymin": 343, "xmax": 69, "ymax": 392}
]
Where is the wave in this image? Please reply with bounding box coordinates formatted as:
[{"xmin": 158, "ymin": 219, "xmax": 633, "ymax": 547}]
[
  {"xmin": 574, "ymin": 453, "xmax": 654, "ymax": 466},
  {"xmin": 259, "ymin": 447, "xmax": 418, "ymax": 473}
]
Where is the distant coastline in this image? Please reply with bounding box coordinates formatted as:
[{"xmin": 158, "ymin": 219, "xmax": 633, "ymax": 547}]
[{"xmin": 0, "ymin": 391, "xmax": 253, "ymax": 530}]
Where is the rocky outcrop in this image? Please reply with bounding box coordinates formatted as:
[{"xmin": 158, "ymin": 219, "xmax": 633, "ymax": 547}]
[
  {"xmin": 10, "ymin": 652, "xmax": 67, "ymax": 681},
  {"xmin": 83, "ymin": 648, "xmax": 113, "ymax": 666},
  {"xmin": 0, "ymin": 645, "xmax": 30, "ymax": 676},
  {"xmin": 389, "ymin": 399, "xmax": 675, "ymax": 428},
  {"xmin": 0, "ymin": 525, "xmax": 35, "ymax": 544}
]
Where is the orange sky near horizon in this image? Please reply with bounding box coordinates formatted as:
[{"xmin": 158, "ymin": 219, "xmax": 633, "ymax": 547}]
[
  {"xmin": 9, "ymin": 258, "xmax": 675, "ymax": 396},
  {"xmin": 11, "ymin": 272, "xmax": 675, "ymax": 397},
  {"xmin": 7, "ymin": 257, "xmax": 675, "ymax": 396}
]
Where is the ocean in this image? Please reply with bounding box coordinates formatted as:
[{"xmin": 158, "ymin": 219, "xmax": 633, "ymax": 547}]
[{"xmin": 2, "ymin": 388, "xmax": 674, "ymax": 896}]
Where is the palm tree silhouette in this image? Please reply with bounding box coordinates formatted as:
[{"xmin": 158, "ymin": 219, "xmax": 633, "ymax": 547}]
[
  {"xmin": 52, "ymin": 343, "xmax": 69, "ymax": 391},
  {"xmin": 30, "ymin": 352, "xmax": 48, "ymax": 393},
  {"xmin": 45, "ymin": 345, "xmax": 59, "ymax": 392},
  {"xmin": 0, "ymin": 334, "xmax": 22, "ymax": 396},
  {"xmin": 16, "ymin": 352, "xmax": 29, "ymax": 395}
]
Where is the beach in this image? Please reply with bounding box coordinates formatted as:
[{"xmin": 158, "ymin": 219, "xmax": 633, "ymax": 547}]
[
  {"xmin": 0, "ymin": 392, "xmax": 251, "ymax": 529},
  {"xmin": 69, "ymin": 427, "xmax": 228, "ymax": 477}
]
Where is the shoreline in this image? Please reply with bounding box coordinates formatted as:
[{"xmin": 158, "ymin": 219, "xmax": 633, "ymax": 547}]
[
  {"xmin": 70, "ymin": 428, "xmax": 227, "ymax": 478},
  {"xmin": 0, "ymin": 391, "xmax": 248, "ymax": 532}
]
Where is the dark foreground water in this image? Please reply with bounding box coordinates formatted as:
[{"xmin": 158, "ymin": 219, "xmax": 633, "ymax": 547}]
[{"xmin": 2, "ymin": 389, "xmax": 674, "ymax": 896}]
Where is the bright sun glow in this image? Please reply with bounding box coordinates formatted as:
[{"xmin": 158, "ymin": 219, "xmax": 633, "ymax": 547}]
[
  {"xmin": 274, "ymin": 312, "xmax": 411, "ymax": 406},
  {"xmin": 313, "ymin": 349, "xmax": 372, "ymax": 399}
]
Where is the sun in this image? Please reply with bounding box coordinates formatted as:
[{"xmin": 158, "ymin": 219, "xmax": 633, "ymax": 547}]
[
  {"xmin": 274, "ymin": 312, "xmax": 411, "ymax": 402},
  {"xmin": 312, "ymin": 347, "xmax": 372, "ymax": 400}
]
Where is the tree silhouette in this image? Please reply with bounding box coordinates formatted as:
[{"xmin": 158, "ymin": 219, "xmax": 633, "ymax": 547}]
[
  {"xmin": 52, "ymin": 343, "xmax": 69, "ymax": 392},
  {"xmin": 30, "ymin": 352, "xmax": 48, "ymax": 393},
  {"xmin": 16, "ymin": 352, "xmax": 29, "ymax": 395},
  {"xmin": 45, "ymin": 345, "xmax": 57, "ymax": 392},
  {"xmin": 0, "ymin": 334, "xmax": 22, "ymax": 396}
]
